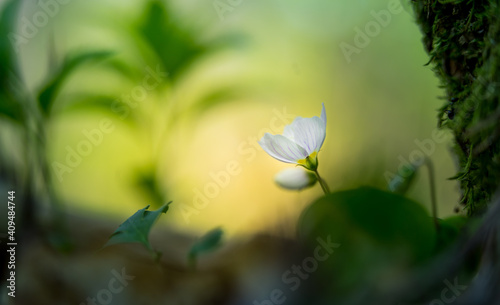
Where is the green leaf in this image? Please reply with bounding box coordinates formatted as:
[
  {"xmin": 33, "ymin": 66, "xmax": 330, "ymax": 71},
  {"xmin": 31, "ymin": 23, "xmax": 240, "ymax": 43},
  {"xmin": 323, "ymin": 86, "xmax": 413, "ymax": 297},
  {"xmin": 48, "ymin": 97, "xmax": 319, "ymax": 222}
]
[
  {"xmin": 60, "ymin": 95, "xmax": 117, "ymax": 113},
  {"xmin": 189, "ymin": 87, "xmax": 250, "ymax": 116},
  {"xmin": 60, "ymin": 94, "xmax": 139, "ymax": 125},
  {"xmin": 103, "ymin": 202, "xmax": 172, "ymax": 260},
  {"xmin": 434, "ymin": 215, "xmax": 468, "ymax": 252},
  {"xmin": 0, "ymin": 91, "xmax": 24, "ymax": 123},
  {"xmin": 37, "ymin": 50, "xmax": 114, "ymax": 116},
  {"xmin": 135, "ymin": 166, "xmax": 165, "ymax": 207},
  {"xmin": 0, "ymin": 0, "xmax": 21, "ymax": 76},
  {"xmin": 138, "ymin": 1, "xmax": 206, "ymax": 81},
  {"xmin": 188, "ymin": 227, "xmax": 224, "ymax": 269},
  {"xmin": 0, "ymin": 0, "xmax": 25, "ymax": 123},
  {"xmin": 298, "ymin": 187, "xmax": 436, "ymax": 294}
]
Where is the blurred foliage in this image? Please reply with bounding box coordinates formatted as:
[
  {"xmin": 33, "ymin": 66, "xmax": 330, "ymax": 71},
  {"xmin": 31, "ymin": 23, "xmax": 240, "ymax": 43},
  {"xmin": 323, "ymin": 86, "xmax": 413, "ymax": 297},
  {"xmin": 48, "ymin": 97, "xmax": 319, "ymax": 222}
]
[
  {"xmin": 434, "ymin": 215, "xmax": 468, "ymax": 252},
  {"xmin": 135, "ymin": 166, "xmax": 166, "ymax": 209},
  {"xmin": 138, "ymin": 1, "xmax": 206, "ymax": 82},
  {"xmin": 37, "ymin": 50, "xmax": 114, "ymax": 117},
  {"xmin": 299, "ymin": 187, "xmax": 437, "ymax": 296},
  {"xmin": 138, "ymin": 1, "xmax": 245, "ymax": 84},
  {"xmin": 188, "ymin": 227, "xmax": 224, "ymax": 269},
  {"xmin": 297, "ymin": 186, "xmax": 485, "ymax": 304},
  {"xmin": 0, "ymin": 0, "xmax": 246, "ymax": 219},
  {"xmin": 1, "ymin": 0, "xmax": 498, "ymax": 304},
  {"xmin": 0, "ymin": 0, "xmax": 23, "ymax": 124}
]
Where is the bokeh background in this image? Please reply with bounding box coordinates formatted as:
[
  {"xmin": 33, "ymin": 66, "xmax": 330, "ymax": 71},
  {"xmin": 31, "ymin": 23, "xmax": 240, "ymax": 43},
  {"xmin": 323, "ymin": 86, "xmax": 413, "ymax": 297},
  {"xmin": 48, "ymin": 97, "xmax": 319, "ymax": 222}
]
[{"xmin": 2, "ymin": 0, "xmax": 459, "ymax": 237}]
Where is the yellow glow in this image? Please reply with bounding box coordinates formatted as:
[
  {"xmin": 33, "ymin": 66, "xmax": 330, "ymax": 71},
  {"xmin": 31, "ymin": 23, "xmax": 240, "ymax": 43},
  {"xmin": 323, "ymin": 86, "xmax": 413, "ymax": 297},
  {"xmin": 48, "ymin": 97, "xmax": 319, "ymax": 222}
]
[{"xmin": 13, "ymin": 0, "xmax": 459, "ymax": 237}]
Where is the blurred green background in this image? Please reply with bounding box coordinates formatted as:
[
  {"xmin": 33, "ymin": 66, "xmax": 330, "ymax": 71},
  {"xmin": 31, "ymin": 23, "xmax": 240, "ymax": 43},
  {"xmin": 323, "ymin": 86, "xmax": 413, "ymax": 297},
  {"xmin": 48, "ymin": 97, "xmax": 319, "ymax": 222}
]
[{"xmin": 1, "ymin": 0, "xmax": 459, "ymax": 236}]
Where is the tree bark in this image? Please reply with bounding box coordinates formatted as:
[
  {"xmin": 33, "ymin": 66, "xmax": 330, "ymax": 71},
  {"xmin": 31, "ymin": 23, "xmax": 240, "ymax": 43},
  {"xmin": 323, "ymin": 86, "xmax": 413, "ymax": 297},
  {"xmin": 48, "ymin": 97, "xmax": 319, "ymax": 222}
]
[{"xmin": 411, "ymin": 0, "xmax": 500, "ymax": 215}]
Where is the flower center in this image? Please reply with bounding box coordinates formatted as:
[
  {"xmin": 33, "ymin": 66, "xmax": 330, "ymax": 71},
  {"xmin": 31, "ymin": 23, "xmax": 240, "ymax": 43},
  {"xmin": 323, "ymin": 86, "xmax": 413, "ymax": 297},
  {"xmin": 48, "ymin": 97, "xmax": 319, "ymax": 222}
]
[{"xmin": 298, "ymin": 151, "xmax": 318, "ymax": 171}]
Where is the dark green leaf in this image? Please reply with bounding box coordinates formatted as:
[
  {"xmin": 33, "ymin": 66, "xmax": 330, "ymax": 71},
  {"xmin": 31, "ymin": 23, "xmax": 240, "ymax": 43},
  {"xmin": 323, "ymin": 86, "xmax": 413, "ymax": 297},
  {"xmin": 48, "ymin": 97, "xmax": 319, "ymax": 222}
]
[
  {"xmin": 299, "ymin": 187, "xmax": 436, "ymax": 294},
  {"xmin": 103, "ymin": 202, "xmax": 172, "ymax": 259},
  {"xmin": 435, "ymin": 215, "xmax": 468, "ymax": 252}
]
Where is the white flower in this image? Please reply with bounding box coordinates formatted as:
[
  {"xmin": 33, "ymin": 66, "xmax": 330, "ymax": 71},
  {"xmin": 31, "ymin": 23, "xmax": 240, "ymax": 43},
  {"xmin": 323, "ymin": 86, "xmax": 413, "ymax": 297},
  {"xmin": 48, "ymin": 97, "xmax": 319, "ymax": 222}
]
[
  {"xmin": 274, "ymin": 168, "xmax": 317, "ymax": 190},
  {"xmin": 258, "ymin": 103, "xmax": 326, "ymax": 171}
]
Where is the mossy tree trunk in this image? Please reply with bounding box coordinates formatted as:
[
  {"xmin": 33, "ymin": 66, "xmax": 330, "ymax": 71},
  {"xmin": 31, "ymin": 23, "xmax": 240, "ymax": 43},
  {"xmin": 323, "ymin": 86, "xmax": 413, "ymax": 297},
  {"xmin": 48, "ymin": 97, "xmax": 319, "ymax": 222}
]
[{"xmin": 411, "ymin": 0, "xmax": 500, "ymax": 215}]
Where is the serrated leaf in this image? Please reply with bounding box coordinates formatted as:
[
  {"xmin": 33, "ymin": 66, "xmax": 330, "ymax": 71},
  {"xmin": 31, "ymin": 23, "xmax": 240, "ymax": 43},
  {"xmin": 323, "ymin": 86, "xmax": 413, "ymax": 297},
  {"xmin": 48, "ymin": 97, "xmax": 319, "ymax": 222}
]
[
  {"xmin": 103, "ymin": 202, "xmax": 172, "ymax": 258},
  {"xmin": 188, "ymin": 227, "xmax": 224, "ymax": 268},
  {"xmin": 37, "ymin": 50, "xmax": 114, "ymax": 116}
]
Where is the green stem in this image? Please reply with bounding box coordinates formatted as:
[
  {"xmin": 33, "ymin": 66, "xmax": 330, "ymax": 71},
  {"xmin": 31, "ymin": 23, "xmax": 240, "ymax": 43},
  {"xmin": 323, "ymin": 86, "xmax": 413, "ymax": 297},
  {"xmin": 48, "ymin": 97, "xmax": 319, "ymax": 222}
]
[
  {"xmin": 314, "ymin": 169, "xmax": 330, "ymax": 194},
  {"xmin": 424, "ymin": 158, "xmax": 439, "ymax": 230}
]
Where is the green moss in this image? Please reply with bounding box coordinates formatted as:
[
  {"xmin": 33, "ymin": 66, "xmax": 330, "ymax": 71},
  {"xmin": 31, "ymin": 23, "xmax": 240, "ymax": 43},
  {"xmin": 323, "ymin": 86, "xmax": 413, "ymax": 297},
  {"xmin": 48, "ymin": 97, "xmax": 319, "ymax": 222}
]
[{"xmin": 411, "ymin": 0, "xmax": 500, "ymax": 215}]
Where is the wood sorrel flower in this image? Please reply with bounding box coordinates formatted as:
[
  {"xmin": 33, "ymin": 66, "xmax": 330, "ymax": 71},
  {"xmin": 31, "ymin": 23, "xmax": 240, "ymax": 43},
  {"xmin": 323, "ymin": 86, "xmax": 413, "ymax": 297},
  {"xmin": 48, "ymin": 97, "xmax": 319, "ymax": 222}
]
[{"xmin": 258, "ymin": 104, "xmax": 326, "ymax": 171}]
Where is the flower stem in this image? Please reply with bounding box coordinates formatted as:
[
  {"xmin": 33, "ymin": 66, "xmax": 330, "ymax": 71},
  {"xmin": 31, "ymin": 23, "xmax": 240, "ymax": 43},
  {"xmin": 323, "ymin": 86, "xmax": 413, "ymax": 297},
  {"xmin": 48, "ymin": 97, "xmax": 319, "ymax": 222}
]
[{"xmin": 314, "ymin": 169, "xmax": 330, "ymax": 194}]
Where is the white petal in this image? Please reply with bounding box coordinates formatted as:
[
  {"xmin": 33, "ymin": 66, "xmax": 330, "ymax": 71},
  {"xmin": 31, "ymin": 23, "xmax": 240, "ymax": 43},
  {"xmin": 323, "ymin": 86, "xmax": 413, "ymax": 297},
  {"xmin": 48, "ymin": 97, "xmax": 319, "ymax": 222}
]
[
  {"xmin": 283, "ymin": 104, "xmax": 327, "ymax": 155},
  {"xmin": 274, "ymin": 168, "xmax": 317, "ymax": 190},
  {"xmin": 258, "ymin": 133, "xmax": 308, "ymax": 163},
  {"xmin": 283, "ymin": 116, "xmax": 325, "ymax": 155},
  {"xmin": 320, "ymin": 103, "xmax": 326, "ymax": 126}
]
